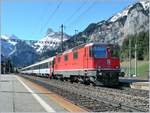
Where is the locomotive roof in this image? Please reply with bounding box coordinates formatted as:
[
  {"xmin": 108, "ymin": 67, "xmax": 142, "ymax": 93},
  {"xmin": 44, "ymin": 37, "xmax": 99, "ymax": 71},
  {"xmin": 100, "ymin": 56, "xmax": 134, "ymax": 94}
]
[{"xmin": 58, "ymin": 42, "xmax": 116, "ymax": 56}]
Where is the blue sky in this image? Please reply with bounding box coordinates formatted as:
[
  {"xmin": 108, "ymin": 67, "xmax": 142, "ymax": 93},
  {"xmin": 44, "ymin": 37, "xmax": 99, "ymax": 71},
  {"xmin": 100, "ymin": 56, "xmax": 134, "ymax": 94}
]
[{"xmin": 1, "ymin": 0, "xmax": 137, "ymax": 40}]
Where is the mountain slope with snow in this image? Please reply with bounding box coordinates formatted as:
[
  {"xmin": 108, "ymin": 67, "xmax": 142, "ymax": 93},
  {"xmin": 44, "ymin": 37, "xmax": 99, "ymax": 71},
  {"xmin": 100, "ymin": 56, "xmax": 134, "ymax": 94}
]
[
  {"xmin": 62, "ymin": 0, "xmax": 149, "ymax": 50},
  {"xmin": 109, "ymin": 0, "xmax": 149, "ymax": 22},
  {"xmin": 9, "ymin": 41, "xmax": 39, "ymax": 67},
  {"xmin": 1, "ymin": 35, "xmax": 17, "ymax": 57},
  {"xmin": 1, "ymin": 29, "xmax": 70, "ymax": 66}
]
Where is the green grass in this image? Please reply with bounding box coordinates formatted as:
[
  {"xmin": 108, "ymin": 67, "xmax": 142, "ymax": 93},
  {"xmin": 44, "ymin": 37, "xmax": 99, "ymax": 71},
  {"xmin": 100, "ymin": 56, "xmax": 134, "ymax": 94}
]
[{"xmin": 121, "ymin": 60, "xmax": 149, "ymax": 80}]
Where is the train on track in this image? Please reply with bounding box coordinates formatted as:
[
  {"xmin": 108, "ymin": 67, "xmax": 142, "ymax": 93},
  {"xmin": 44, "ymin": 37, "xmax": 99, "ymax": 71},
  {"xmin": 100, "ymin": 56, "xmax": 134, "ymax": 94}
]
[{"xmin": 20, "ymin": 42, "xmax": 124, "ymax": 86}]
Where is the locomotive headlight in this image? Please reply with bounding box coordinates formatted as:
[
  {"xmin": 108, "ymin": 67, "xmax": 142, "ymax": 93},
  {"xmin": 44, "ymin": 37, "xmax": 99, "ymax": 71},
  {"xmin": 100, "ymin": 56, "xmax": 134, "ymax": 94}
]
[
  {"xmin": 116, "ymin": 66, "xmax": 119, "ymax": 69},
  {"xmin": 98, "ymin": 66, "xmax": 101, "ymax": 68},
  {"xmin": 106, "ymin": 59, "xmax": 111, "ymax": 65},
  {"xmin": 99, "ymin": 72, "xmax": 102, "ymax": 75}
]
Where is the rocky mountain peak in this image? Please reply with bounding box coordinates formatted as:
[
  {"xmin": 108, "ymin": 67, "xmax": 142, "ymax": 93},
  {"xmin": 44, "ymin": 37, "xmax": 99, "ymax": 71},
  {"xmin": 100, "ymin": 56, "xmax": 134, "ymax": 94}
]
[
  {"xmin": 33, "ymin": 28, "xmax": 70, "ymax": 53},
  {"xmin": 46, "ymin": 28, "xmax": 54, "ymax": 35}
]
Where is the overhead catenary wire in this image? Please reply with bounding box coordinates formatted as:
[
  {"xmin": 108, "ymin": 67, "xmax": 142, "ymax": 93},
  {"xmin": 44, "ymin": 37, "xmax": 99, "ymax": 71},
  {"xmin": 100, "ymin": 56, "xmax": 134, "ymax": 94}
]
[
  {"xmin": 63, "ymin": 0, "xmax": 88, "ymax": 25},
  {"xmin": 40, "ymin": 0, "xmax": 63, "ymax": 33},
  {"xmin": 67, "ymin": 0, "xmax": 97, "ymax": 27},
  {"xmin": 31, "ymin": 3, "xmax": 51, "ymax": 38}
]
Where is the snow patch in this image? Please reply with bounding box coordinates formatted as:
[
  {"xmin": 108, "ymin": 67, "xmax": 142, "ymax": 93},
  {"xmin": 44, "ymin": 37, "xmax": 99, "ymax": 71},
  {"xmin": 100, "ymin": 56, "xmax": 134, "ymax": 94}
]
[
  {"xmin": 109, "ymin": 0, "xmax": 149, "ymax": 23},
  {"xmin": 109, "ymin": 5, "xmax": 132, "ymax": 22},
  {"xmin": 140, "ymin": 0, "xmax": 149, "ymax": 10}
]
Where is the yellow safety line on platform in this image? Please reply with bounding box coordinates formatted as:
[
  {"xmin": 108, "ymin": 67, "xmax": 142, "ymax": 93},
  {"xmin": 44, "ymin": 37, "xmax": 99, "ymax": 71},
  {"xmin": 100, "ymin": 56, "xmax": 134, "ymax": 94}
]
[{"xmin": 18, "ymin": 76, "xmax": 87, "ymax": 112}]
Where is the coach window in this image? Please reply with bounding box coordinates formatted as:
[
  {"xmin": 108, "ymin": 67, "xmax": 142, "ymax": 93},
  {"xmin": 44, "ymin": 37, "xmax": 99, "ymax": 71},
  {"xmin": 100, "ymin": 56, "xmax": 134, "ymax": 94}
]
[
  {"xmin": 64, "ymin": 55, "xmax": 68, "ymax": 61},
  {"xmin": 73, "ymin": 52, "xmax": 78, "ymax": 59},
  {"xmin": 43, "ymin": 63, "xmax": 45, "ymax": 68},
  {"xmin": 43, "ymin": 63, "xmax": 46, "ymax": 68},
  {"xmin": 46, "ymin": 63, "xmax": 49, "ymax": 68},
  {"xmin": 44, "ymin": 63, "xmax": 46, "ymax": 68}
]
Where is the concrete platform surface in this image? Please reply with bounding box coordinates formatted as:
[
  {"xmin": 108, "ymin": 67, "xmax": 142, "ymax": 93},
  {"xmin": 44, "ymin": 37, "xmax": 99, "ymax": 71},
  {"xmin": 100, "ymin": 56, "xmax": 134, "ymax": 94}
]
[
  {"xmin": 119, "ymin": 77, "xmax": 149, "ymax": 83},
  {"xmin": 0, "ymin": 74, "xmax": 86, "ymax": 112},
  {"xmin": 119, "ymin": 77, "xmax": 149, "ymax": 90},
  {"xmin": 130, "ymin": 82, "xmax": 149, "ymax": 90}
]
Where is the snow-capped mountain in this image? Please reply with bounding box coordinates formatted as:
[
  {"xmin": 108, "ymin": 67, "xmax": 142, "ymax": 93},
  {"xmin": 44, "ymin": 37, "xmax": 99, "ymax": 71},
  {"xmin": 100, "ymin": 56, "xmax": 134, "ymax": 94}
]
[
  {"xmin": 109, "ymin": 0, "xmax": 149, "ymax": 22},
  {"xmin": 32, "ymin": 28, "xmax": 70, "ymax": 53},
  {"xmin": 1, "ymin": 35, "xmax": 39, "ymax": 67},
  {"xmin": 1, "ymin": 29, "xmax": 70, "ymax": 66},
  {"xmin": 9, "ymin": 41, "xmax": 39, "ymax": 67}
]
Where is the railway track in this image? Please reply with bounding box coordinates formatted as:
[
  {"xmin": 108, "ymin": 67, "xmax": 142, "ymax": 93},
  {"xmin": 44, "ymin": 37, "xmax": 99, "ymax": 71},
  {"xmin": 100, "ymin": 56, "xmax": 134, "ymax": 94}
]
[{"xmin": 19, "ymin": 74, "xmax": 149, "ymax": 112}]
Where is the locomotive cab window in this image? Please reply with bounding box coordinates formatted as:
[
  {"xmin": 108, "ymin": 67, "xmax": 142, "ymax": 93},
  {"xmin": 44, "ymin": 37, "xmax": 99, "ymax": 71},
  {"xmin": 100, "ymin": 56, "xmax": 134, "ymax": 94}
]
[
  {"xmin": 64, "ymin": 55, "xmax": 68, "ymax": 61},
  {"xmin": 93, "ymin": 46, "xmax": 107, "ymax": 58},
  {"xmin": 89, "ymin": 47, "xmax": 93, "ymax": 57},
  {"xmin": 110, "ymin": 46, "xmax": 120, "ymax": 57}
]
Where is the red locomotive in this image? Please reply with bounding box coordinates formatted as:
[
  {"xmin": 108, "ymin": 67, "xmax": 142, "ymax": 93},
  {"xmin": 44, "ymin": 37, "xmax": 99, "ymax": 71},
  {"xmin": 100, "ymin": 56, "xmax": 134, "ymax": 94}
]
[
  {"xmin": 51, "ymin": 42, "xmax": 122, "ymax": 86},
  {"xmin": 21, "ymin": 42, "xmax": 123, "ymax": 86}
]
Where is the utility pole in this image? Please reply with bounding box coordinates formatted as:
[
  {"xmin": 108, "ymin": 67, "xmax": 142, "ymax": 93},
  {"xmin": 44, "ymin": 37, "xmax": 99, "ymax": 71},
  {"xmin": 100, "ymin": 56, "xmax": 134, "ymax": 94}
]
[
  {"xmin": 75, "ymin": 30, "xmax": 78, "ymax": 35},
  {"xmin": 75, "ymin": 30, "xmax": 78, "ymax": 46},
  {"xmin": 61, "ymin": 24, "xmax": 64, "ymax": 52},
  {"xmin": 129, "ymin": 37, "xmax": 131, "ymax": 77}
]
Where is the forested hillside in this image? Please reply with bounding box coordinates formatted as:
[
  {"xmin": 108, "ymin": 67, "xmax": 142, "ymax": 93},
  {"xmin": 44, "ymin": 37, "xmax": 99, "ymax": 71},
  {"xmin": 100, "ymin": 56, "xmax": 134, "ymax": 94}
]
[{"xmin": 121, "ymin": 31, "xmax": 149, "ymax": 61}]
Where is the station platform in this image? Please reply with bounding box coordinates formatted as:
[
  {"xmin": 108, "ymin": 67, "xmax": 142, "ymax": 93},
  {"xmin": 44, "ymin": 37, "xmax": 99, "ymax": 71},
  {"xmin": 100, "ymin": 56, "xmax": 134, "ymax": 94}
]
[
  {"xmin": 0, "ymin": 74, "xmax": 86, "ymax": 112},
  {"xmin": 119, "ymin": 77, "xmax": 149, "ymax": 90}
]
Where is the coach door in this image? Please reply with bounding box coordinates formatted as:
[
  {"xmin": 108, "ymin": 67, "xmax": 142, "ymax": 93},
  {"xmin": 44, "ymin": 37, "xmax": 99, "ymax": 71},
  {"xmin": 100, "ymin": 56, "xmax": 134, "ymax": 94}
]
[
  {"xmin": 83, "ymin": 47, "xmax": 89, "ymax": 70},
  {"xmin": 49, "ymin": 62, "xmax": 52, "ymax": 78}
]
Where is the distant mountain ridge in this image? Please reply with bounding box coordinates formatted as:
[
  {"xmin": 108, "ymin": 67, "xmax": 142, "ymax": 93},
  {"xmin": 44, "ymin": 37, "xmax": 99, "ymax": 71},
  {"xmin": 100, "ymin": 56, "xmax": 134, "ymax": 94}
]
[{"xmin": 1, "ymin": 30, "xmax": 70, "ymax": 67}]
